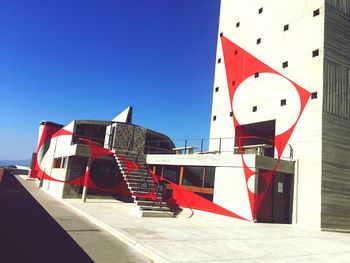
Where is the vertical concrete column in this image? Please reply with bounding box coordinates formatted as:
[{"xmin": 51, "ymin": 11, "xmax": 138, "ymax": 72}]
[
  {"xmin": 292, "ymin": 159, "xmax": 299, "ymax": 224},
  {"xmin": 82, "ymin": 158, "xmax": 92, "ymax": 202}
]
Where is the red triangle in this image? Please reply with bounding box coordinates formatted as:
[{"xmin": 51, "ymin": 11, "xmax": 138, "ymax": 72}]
[{"xmin": 221, "ymin": 36, "xmax": 311, "ymax": 219}]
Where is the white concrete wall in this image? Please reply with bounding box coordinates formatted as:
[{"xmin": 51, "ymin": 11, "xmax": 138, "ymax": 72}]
[
  {"xmin": 213, "ymin": 166, "xmax": 253, "ymax": 221},
  {"xmin": 54, "ymin": 121, "xmax": 75, "ymax": 158}
]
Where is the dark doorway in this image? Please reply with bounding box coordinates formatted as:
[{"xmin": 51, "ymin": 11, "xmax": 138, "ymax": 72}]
[
  {"xmin": 256, "ymin": 171, "xmax": 294, "ymax": 223},
  {"xmin": 235, "ymin": 120, "xmax": 276, "ymax": 157}
]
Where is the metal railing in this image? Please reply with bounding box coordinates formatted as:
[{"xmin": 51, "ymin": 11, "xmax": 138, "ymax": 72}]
[
  {"xmin": 109, "ymin": 123, "xmax": 194, "ymax": 216},
  {"xmin": 144, "ymin": 136, "xmax": 294, "ymax": 160}
]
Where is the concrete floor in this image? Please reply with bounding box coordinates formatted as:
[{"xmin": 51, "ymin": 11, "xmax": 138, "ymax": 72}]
[
  {"xmin": 0, "ymin": 173, "xmax": 150, "ymax": 263},
  {"xmin": 7, "ymin": 174, "xmax": 350, "ymax": 263}
]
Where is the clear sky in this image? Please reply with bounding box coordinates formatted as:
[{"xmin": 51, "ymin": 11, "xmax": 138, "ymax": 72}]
[{"xmin": 0, "ymin": 0, "xmax": 220, "ymax": 160}]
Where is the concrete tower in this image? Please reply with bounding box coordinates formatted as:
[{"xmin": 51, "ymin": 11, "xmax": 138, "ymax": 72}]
[{"xmin": 210, "ymin": 0, "xmax": 350, "ymax": 231}]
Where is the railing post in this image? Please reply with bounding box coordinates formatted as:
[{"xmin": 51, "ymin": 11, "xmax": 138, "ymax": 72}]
[
  {"xmin": 219, "ymin": 138, "xmax": 222, "ymax": 154},
  {"xmin": 184, "ymin": 139, "xmax": 187, "ymax": 154},
  {"xmin": 200, "ymin": 139, "xmax": 203, "ymax": 154}
]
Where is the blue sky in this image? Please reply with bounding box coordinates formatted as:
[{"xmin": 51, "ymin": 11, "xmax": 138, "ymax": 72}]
[{"xmin": 0, "ymin": 0, "xmax": 220, "ymax": 160}]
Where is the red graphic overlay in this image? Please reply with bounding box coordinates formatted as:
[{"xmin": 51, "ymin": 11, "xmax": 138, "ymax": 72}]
[
  {"xmin": 221, "ymin": 36, "xmax": 311, "ymax": 219},
  {"xmin": 30, "ymin": 126, "xmax": 247, "ymax": 220}
]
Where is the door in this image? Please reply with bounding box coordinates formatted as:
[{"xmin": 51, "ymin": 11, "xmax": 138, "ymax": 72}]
[
  {"xmin": 256, "ymin": 171, "xmax": 293, "ymax": 223},
  {"xmin": 272, "ymin": 173, "xmax": 293, "ymax": 223}
]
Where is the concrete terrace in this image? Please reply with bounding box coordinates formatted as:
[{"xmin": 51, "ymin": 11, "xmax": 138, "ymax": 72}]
[{"xmin": 10, "ymin": 175, "xmax": 350, "ymax": 262}]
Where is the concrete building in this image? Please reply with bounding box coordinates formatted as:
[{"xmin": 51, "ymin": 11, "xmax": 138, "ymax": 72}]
[
  {"xmin": 29, "ymin": 0, "xmax": 349, "ymax": 231},
  {"xmin": 209, "ymin": 0, "xmax": 350, "ymax": 231}
]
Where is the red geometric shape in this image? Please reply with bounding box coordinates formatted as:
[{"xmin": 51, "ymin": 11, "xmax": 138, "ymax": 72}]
[{"xmin": 221, "ymin": 36, "xmax": 311, "ymax": 219}]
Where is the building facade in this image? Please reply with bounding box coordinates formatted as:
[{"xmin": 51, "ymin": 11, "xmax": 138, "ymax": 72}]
[{"xmin": 210, "ymin": 0, "xmax": 350, "ymax": 231}]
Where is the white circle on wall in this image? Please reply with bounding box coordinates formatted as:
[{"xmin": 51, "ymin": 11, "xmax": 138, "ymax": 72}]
[
  {"xmin": 232, "ymin": 73, "xmax": 301, "ymax": 135},
  {"xmin": 247, "ymin": 175, "xmax": 256, "ymax": 193}
]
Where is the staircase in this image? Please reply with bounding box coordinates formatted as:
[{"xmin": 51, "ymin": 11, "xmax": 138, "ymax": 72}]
[{"xmin": 114, "ymin": 151, "xmax": 180, "ymax": 217}]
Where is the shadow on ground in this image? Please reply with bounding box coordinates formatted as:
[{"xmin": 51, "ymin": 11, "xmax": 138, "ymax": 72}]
[{"xmin": 0, "ymin": 171, "xmax": 93, "ymax": 263}]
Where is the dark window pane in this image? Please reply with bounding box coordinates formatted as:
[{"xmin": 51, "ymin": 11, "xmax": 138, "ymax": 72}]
[
  {"xmin": 53, "ymin": 158, "xmax": 62, "ymax": 168},
  {"xmin": 196, "ymin": 193, "xmax": 213, "ymax": 202},
  {"xmin": 204, "ymin": 167, "xmax": 215, "ymax": 188},
  {"xmin": 154, "ymin": 165, "xmax": 162, "ymax": 177},
  {"xmin": 183, "ymin": 167, "xmax": 204, "ymax": 187},
  {"xmin": 163, "ymin": 166, "xmax": 180, "ymax": 184}
]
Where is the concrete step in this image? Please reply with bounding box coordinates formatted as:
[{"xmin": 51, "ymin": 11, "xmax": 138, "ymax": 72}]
[
  {"xmin": 125, "ymin": 177, "xmax": 154, "ymax": 183},
  {"xmin": 131, "ymin": 190, "xmax": 162, "ymax": 197},
  {"xmin": 128, "ymin": 181, "xmax": 154, "ymax": 188},
  {"xmin": 125, "ymin": 171, "xmax": 150, "ymax": 177},
  {"xmin": 136, "ymin": 200, "xmax": 168, "ymax": 207},
  {"xmin": 139, "ymin": 206, "xmax": 171, "ymax": 212},
  {"xmin": 141, "ymin": 210, "xmax": 174, "ymax": 218}
]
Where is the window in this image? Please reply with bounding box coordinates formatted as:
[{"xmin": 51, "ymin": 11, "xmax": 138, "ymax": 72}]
[
  {"xmin": 183, "ymin": 167, "xmax": 205, "ymax": 187},
  {"xmin": 281, "ymin": 99, "xmax": 287, "ymax": 106},
  {"xmin": 53, "ymin": 158, "xmax": 62, "ymax": 168},
  {"xmin": 229, "ymin": 112, "xmax": 233, "ymax": 117},
  {"xmin": 232, "ymin": 80, "xmax": 236, "ymax": 86},
  {"xmin": 204, "ymin": 167, "xmax": 215, "ymax": 188},
  {"xmin": 254, "ymin": 72, "xmax": 259, "ymax": 78},
  {"xmin": 234, "ymin": 50, "xmax": 238, "ymax": 55},
  {"xmin": 213, "ymin": 116, "xmax": 217, "ymax": 121},
  {"xmin": 256, "ymin": 38, "xmax": 261, "ymax": 44},
  {"xmin": 282, "ymin": 61, "xmax": 288, "ymax": 68},
  {"xmin": 313, "ymin": 9, "xmax": 320, "ymax": 17},
  {"xmin": 182, "ymin": 166, "xmax": 216, "ymax": 189},
  {"xmin": 61, "ymin": 157, "xmax": 67, "ymax": 168},
  {"xmin": 284, "ymin": 24, "xmax": 289, "ymax": 31},
  {"xmin": 311, "ymin": 92, "xmax": 318, "ymax": 99},
  {"xmin": 215, "ymin": 87, "xmax": 219, "ymax": 92},
  {"xmin": 236, "ymin": 22, "xmax": 240, "ymax": 28},
  {"xmin": 217, "ymin": 58, "xmax": 221, "ymax": 63},
  {"xmin": 312, "ymin": 49, "xmax": 319, "ymax": 57},
  {"xmin": 252, "ymin": 106, "xmax": 257, "ymax": 112},
  {"xmin": 220, "ymin": 32, "xmax": 223, "ymax": 37},
  {"xmin": 258, "ymin": 7, "xmax": 263, "ymax": 14},
  {"xmin": 163, "ymin": 166, "xmax": 180, "ymax": 184}
]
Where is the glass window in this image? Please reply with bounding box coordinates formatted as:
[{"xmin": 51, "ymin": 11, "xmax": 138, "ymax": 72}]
[
  {"xmin": 163, "ymin": 166, "xmax": 180, "ymax": 184},
  {"xmin": 204, "ymin": 167, "xmax": 215, "ymax": 188},
  {"xmin": 53, "ymin": 158, "xmax": 62, "ymax": 168},
  {"xmin": 154, "ymin": 165, "xmax": 162, "ymax": 177},
  {"xmin": 183, "ymin": 167, "xmax": 204, "ymax": 187}
]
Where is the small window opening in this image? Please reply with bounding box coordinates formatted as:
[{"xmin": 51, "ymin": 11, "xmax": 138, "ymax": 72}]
[
  {"xmin": 284, "ymin": 24, "xmax": 289, "ymax": 31},
  {"xmin": 254, "ymin": 72, "xmax": 259, "ymax": 78},
  {"xmin": 232, "ymin": 81, "xmax": 236, "ymax": 86},
  {"xmin": 215, "ymin": 87, "xmax": 219, "ymax": 92},
  {"xmin": 312, "ymin": 49, "xmax": 319, "ymax": 57},
  {"xmin": 311, "ymin": 92, "xmax": 318, "ymax": 99},
  {"xmin": 234, "ymin": 50, "xmax": 238, "ymax": 55},
  {"xmin": 281, "ymin": 99, "xmax": 287, "ymax": 106},
  {"xmin": 282, "ymin": 61, "xmax": 288, "ymax": 68},
  {"xmin": 313, "ymin": 9, "xmax": 320, "ymax": 17},
  {"xmin": 258, "ymin": 7, "xmax": 263, "ymax": 14},
  {"xmin": 220, "ymin": 32, "xmax": 223, "ymax": 37},
  {"xmin": 229, "ymin": 112, "xmax": 233, "ymax": 117},
  {"xmin": 217, "ymin": 58, "xmax": 221, "ymax": 64},
  {"xmin": 236, "ymin": 22, "xmax": 240, "ymax": 28},
  {"xmin": 213, "ymin": 116, "xmax": 217, "ymax": 121},
  {"xmin": 256, "ymin": 38, "xmax": 261, "ymax": 44},
  {"xmin": 252, "ymin": 106, "xmax": 257, "ymax": 112},
  {"xmin": 53, "ymin": 158, "xmax": 62, "ymax": 168}
]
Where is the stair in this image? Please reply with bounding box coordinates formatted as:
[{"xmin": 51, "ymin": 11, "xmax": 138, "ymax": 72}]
[{"xmin": 114, "ymin": 151, "xmax": 181, "ymax": 218}]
